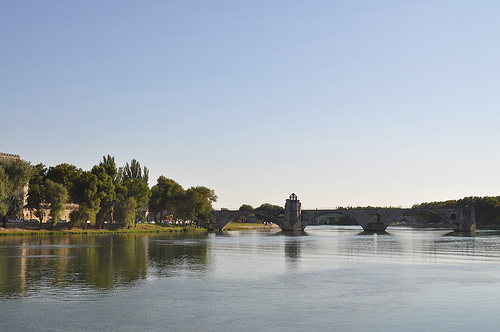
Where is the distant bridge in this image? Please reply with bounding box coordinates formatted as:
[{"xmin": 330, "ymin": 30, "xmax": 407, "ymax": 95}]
[{"xmin": 209, "ymin": 194, "xmax": 476, "ymax": 232}]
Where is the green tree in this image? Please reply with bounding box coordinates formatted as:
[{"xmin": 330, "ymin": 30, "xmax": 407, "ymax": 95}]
[
  {"xmin": 46, "ymin": 163, "xmax": 82, "ymax": 202},
  {"xmin": 257, "ymin": 203, "xmax": 282, "ymax": 210},
  {"xmin": 120, "ymin": 178, "xmax": 150, "ymax": 222},
  {"xmin": 0, "ymin": 167, "xmax": 8, "ymax": 218},
  {"xmin": 179, "ymin": 186, "xmax": 217, "ymax": 226},
  {"xmin": 99, "ymin": 155, "xmax": 118, "ymax": 181},
  {"xmin": 27, "ymin": 166, "xmax": 68, "ymax": 230},
  {"xmin": 115, "ymin": 196, "xmax": 137, "ymax": 228},
  {"xmin": 239, "ymin": 204, "xmax": 254, "ymax": 211},
  {"xmin": 148, "ymin": 185, "xmax": 161, "ymax": 223},
  {"xmin": 71, "ymin": 171, "xmax": 101, "ymax": 229},
  {"xmin": 45, "ymin": 179, "xmax": 68, "ymax": 230},
  {"xmin": 26, "ymin": 163, "xmax": 48, "ymax": 229},
  {"xmin": 0, "ymin": 158, "xmax": 32, "ymax": 227},
  {"xmin": 119, "ymin": 159, "xmax": 149, "ymax": 184},
  {"xmin": 116, "ymin": 159, "xmax": 151, "ymax": 223},
  {"xmin": 149, "ymin": 176, "xmax": 184, "ymax": 223},
  {"xmin": 92, "ymin": 165, "xmax": 116, "ymax": 229}
]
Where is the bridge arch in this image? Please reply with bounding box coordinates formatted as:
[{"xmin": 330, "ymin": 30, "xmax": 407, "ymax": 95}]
[
  {"xmin": 307, "ymin": 211, "xmax": 371, "ymax": 228},
  {"xmin": 303, "ymin": 207, "xmax": 475, "ymax": 232},
  {"xmin": 388, "ymin": 209, "xmax": 462, "ymax": 229},
  {"xmin": 209, "ymin": 209, "xmax": 285, "ymax": 231}
]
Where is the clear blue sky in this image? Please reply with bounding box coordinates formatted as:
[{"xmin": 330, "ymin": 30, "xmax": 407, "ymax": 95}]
[{"xmin": 2, "ymin": 1, "xmax": 500, "ymax": 209}]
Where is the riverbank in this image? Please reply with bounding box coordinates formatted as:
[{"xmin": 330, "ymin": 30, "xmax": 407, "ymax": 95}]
[
  {"xmin": 0, "ymin": 222, "xmax": 205, "ymax": 236},
  {"xmin": 0, "ymin": 221, "xmax": 279, "ymax": 235}
]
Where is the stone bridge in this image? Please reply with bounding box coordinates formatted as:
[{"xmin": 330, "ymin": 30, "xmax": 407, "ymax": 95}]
[{"xmin": 209, "ymin": 194, "xmax": 476, "ymax": 232}]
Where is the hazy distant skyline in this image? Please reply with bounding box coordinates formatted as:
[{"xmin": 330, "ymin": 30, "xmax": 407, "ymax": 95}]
[{"xmin": 2, "ymin": 1, "xmax": 500, "ymax": 209}]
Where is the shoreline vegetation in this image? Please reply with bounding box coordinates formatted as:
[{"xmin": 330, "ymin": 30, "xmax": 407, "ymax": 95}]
[
  {"xmin": 0, "ymin": 156, "xmax": 218, "ymax": 231},
  {"xmin": 0, "ymin": 222, "xmax": 279, "ymax": 236},
  {"xmin": 0, "ymin": 222, "xmax": 203, "ymax": 236}
]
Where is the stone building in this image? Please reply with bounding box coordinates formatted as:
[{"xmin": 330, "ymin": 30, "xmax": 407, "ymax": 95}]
[{"xmin": 0, "ymin": 152, "xmax": 20, "ymax": 160}]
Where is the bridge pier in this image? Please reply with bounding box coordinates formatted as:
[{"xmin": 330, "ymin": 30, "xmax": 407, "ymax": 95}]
[
  {"xmin": 451, "ymin": 223, "xmax": 476, "ymax": 232},
  {"xmin": 364, "ymin": 222, "xmax": 387, "ymax": 232},
  {"xmin": 278, "ymin": 193, "xmax": 307, "ymax": 231},
  {"xmin": 448, "ymin": 208, "xmax": 476, "ymax": 232}
]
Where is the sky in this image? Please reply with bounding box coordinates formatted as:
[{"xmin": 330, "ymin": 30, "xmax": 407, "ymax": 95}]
[{"xmin": 2, "ymin": 1, "xmax": 500, "ymax": 210}]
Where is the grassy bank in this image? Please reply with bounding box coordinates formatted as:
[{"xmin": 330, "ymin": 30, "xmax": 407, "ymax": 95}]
[
  {"xmin": 0, "ymin": 221, "xmax": 280, "ymax": 236},
  {"xmin": 0, "ymin": 222, "xmax": 206, "ymax": 236}
]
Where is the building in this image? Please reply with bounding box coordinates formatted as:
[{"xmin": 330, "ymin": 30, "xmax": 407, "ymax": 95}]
[{"xmin": 0, "ymin": 152, "xmax": 21, "ymax": 160}]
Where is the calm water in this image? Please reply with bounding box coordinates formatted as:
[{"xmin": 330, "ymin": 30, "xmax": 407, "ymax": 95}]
[{"xmin": 1, "ymin": 226, "xmax": 500, "ymax": 331}]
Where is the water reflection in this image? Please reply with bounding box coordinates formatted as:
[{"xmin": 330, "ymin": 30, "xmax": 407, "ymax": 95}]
[
  {"xmin": 284, "ymin": 239, "xmax": 301, "ymax": 260},
  {"xmin": 357, "ymin": 230, "xmax": 390, "ymax": 236},
  {"xmin": 277, "ymin": 230, "xmax": 308, "ymax": 236},
  {"xmin": 2, "ymin": 227, "xmax": 500, "ymax": 301},
  {"xmin": 4, "ymin": 227, "xmax": 500, "ymax": 331},
  {"xmin": 0, "ymin": 233, "xmax": 210, "ymax": 299},
  {"xmin": 147, "ymin": 234, "xmax": 210, "ymax": 278}
]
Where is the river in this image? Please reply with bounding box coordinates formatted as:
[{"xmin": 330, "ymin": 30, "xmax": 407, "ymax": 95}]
[{"xmin": 1, "ymin": 226, "xmax": 500, "ymax": 331}]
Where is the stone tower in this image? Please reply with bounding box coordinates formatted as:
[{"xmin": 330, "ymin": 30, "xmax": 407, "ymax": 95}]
[{"xmin": 284, "ymin": 193, "xmax": 302, "ymax": 230}]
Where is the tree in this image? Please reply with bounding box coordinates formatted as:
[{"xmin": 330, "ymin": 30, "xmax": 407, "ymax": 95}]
[
  {"xmin": 149, "ymin": 176, "xmax": 184, "ymax": 223},
  {"xmin": 0, "ymin": 167, "xmax": 8, "ymax": 218},
  {"xmin": 178, "ymin": 186, "xmax": 217, "ymax": 226},
  {"xmin": 239, "ymin": 204, "xmax": 254, "ymax": 211},
  {"xmin": 120, "ymin": 178, "xmax": 150, "ymax": 222},
  {"xmin": 92, "ymin": 165, "xmax": 116, "ymax": 229},
  {"xmin": 116, "ymin": 159, "xmax": 151, "ymax": 223},
  {"xmin": 99, "ymin": 155, "xmax": 118, "ymax": 180},
  {"xmin": 71, "ymin": 171, "xmax": 101, "ymax": 229},
  {"xmin": 46, "ymin": 163, "xmax": 81, "ymax": 202},
  {"xmin": 27, "ymin": 165, "xmax": 69, "ymax": 230},
  {"xmin": 148, "ymin": 185, "xmax": 161, "ymax": 223},
  {"xmin": 257, "ymin": 203, "xmax": 282, "ymax": 210},
  {"xmin": 0, "ymin": 158, "xmax": 32, "ymax": 227},
  {"xmin": 26, "ymin": 164, "xmax": 49, "ymax": 229},
  {"xmin": 69, "ymin": 209, "xmax": 84, "ymax": 230},
  {"xmin": 119, "ymin": 159, "xmax": 149, "ymax": 184},
  {"xmin": 115, "ymin": 196, "xmax": 136, "ymax": 228},
  {"xmin": 45, "ymin": 179, "xmax": 68, "ymax": 230}
]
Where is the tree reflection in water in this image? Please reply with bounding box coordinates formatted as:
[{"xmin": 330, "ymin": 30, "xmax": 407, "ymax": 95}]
[
  {"xmin": 147, "ymin": 233, "xmax": 209, "ymax": 278},
  {"xmin": 0, "ymin": 233, "xmax": 209, "ymax": 299}
]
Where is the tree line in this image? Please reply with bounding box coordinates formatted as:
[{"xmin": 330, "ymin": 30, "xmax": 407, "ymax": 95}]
[
  {"xmin": 412, "ymin": 196, "xmax": 500, "ymax": 226},
  {"xmin": 0, "ymin": 156, "xmax": 217, "ymax": 229}
]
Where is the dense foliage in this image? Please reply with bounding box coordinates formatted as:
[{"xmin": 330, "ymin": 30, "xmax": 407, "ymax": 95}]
[
  {"xmin": 413, "ymin": 196, "xmax": 500, "ymax": 225},
  {"xmin": 1, "ymin": 155, "xmax": 217, "ymax": 229},
  {"xmin": 148, "ymin": 177, "xmax": 217, "ymax": 226},
  {"xmin": 0, "ymin": 158, "xmax": 32, "ymax": 227}
]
